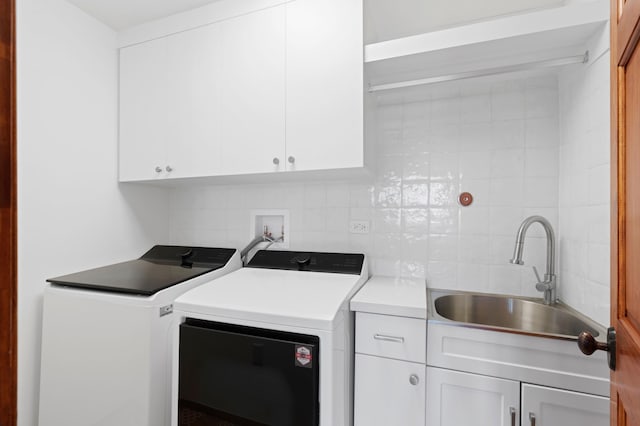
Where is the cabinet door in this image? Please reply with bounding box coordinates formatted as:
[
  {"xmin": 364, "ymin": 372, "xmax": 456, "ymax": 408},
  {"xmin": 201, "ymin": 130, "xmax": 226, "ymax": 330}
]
[
  {"xmin": 521, "ymin": 383, "xmax": 609, "ymax": 426},
  {"xmin": 426, "ymin": 367, "xmax": 520, "ymax": 426},
  {"xmin": 286, "ymin": 0, "xmax": 364, "ymax": 172},
  {"xmin": 165, "ymin": 23, "xmax": 224, "ymax": 179},
  {"xmin": 354, "ymin": 354, "xmax": 425, "ymax": 426},
  {"xmin": 119, "ymin": 38, "xmax": 168, "ymax": 181},
  {"xmin": 218, "ymin": 6, "xmax": 286, "ymax": 175}
]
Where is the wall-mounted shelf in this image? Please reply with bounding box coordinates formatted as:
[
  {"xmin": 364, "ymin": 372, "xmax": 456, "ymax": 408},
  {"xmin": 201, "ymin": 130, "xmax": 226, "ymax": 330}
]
[{"xmin": 365, "ymin": 1, "xmax": 609, "ymax": 91}]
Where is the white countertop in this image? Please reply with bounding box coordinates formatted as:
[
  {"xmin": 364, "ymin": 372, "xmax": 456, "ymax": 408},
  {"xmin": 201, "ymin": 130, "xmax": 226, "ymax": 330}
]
[{"xmin": 350, "ymin": 276, "xmax": 427, "ymax": 319}]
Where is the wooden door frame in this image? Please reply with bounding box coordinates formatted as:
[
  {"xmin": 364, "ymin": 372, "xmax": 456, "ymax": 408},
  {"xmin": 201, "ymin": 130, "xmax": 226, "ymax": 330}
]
[
  {"xmin": 611, "ymin": 0, "xmax": 640, "ymax": 425},
  {"xmin": 0, "ymin": 0, "xmax": 17, "ymax": 424}
]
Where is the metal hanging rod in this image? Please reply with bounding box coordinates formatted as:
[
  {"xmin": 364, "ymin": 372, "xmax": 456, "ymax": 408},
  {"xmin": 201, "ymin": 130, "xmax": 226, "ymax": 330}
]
[{"xmin": 368, "ymin": 50, "xmax": 589, "ymax": 93}]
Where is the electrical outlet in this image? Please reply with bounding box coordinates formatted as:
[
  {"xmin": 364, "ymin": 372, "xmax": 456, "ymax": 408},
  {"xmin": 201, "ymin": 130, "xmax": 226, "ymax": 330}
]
[{"xmin": 349, "ymin": 220, "xmax": 370, "ymax": 234}]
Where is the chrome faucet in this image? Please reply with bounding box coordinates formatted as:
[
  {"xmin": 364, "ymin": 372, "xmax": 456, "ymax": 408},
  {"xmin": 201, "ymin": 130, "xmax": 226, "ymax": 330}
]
[{"xmin": 509, "ymin": 215, "xmax": 557, "ymax": 305}]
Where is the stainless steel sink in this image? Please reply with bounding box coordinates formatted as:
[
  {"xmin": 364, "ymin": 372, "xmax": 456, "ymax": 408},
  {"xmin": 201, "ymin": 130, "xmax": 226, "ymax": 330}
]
[{"xmin": 429, "ymin": 290, "xmax": 605, "ymax": 341}]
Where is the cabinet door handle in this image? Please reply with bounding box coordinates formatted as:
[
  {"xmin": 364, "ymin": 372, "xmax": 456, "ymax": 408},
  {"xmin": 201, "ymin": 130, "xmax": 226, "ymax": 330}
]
[
  {"xmin": 509, "ymin": 407, "xmax": 516, "ymax": 426},
  {"xmin": 409, "ymin": 374, "xmax": 419, "ymax": 385},
  {"xmin": 273, "ymin": 157, "xmax": 280, "ymax": 165},
  {"xmin": 373, "ymin": 334, "xmax": 404, "ymax": 343},
  {"xmin": 155, "ymin": 166, "xmax": 162, "ymax": 173},
  {"xmin": 288, "ymin": 156, "xmax": 295, "ymax": 164},
  {"xmin": 529, "ymin": 413, "xmax": 536, "ymax": 426},
  {"xmin": 165, "ymin": 165, "xmax": 173, "ymax": 172}
]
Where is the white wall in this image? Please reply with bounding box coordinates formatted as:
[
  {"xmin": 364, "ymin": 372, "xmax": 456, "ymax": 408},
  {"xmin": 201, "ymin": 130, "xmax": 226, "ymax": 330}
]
[
  {"xmin": 168, "ymin": 73, "xmax": 560, "ymax": 298},
  {"xmin": 16, "ymin": 1, "xmax": 169, "ymax": 424},
  {"xmin": 558, "ymin": 24, "xmax": 611, "ymax": 325}
]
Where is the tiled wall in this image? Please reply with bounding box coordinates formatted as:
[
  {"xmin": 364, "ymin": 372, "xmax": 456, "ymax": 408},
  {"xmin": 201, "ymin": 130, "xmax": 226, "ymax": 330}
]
[
  {"xmin": 169, "ymin": 73, "xmax": 561, "ymax": 298},
  {"xmin": 558, "ymin": 28, "xmax": 611, "ymax": 325}
]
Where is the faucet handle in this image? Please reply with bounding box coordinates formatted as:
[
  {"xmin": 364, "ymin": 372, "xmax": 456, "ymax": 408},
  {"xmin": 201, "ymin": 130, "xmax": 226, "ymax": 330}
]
[{"xmin": 532, "ymin": 266, "xmax": 543, "ymax": 283}]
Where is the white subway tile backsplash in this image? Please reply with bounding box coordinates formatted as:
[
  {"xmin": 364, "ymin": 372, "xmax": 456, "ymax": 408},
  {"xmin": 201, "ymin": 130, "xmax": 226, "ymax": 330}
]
[
  {"xmin": 523, "ymin": 177, "xmax": 559, "ymax": 208},
  {"xmin": 525, "ymin": 148, "xmax": 559, "ymax": 177},
  {"xmin": 428, "ymin": 234, "xmax": 458, "ymax": 262},
  {"xmin": 349, "ymin": 184, "xmax": 374, "ymax": 208},
  {"xmin": 429, "ymin": 207, "xmax": 459, "ymax": 235},
  {"xmin": 427, "ymin": 261, "xmax": 459, "ymax": 288},
  {"xmin": 373, "ymin": 233, "xmax": 403, "ymax": 259},
  {"xmin": 429, "ymin": 181, "xmax": 457, "ymax": 206},
  {"xmin": 402, "ymin": 208, "xmax": 430, "ymax": 233},
  {"xmin": 401, "ymin": 233, "xmax": 429, "ymax": 262},
  {"xmin": 373, "ymin": 208, "xmax": 402, "ymax": 233},
  {"xmin": 525, "ymin": 117, "xmax": 559, "ymax": 148},
  {"xmin": 431, "ymin": 97, "xmax": 461, "ymax": 123},
  {"xmin": 587, "ymin": 243, "xmax": 609, "ymax": 285},
  {"xmin": 402, "ymin": 182, "xmax": 430, "ymax": 207},
  {"xmin": 489, "ymin": 235, "xmax": 518, "ymax": 265},
  {"xmin": 325, "ymin": 207, "xmax": 349, "ymax": 232},
  {"xmin": 375, "ymin": 185, "xmax": 402, "ymax": 208},
  {"xmin": 458, "ymin": 263, "xmax": 490, "ymax": 290},
  {"xmin": 489, "ymin": 178, "xmax": 524, "ymax": 207},
  {"xmin": 166, "ymin": 71, "xmax": 612, "ymax": 308},
  {"xmin": 402, "ymin": 153, "xmax": 430, "ymax": 180},
  {"xmin": 489, "ymin": 207, "xmax": 526, "ymax": 236},
  {"xmin": 460, "ymin": 95, "xmax": 492, "ymax": 123},
  {"xmin": 488, "ymin": 265, "xmax": 523, "ymax": 294},
  {"xmin": 325, "ymin": 184, "xmax": 350, "ymax": 207},
  {"xmin": 458, "ymin": 235, "xmax": 490, "ymax": 263},
  {"xmin": 588, "ymin": 204, "xmax": 610, "ymax": 245},
  {"xmin": 491, "ymin": 149, "xmax": 525, "ymax": 178},
  {"xmin": 588, "ymin": 164, "xmax": 610, "ymax": 206},
  {"xmin": 459, "ymin": 206, "xmax": 490, "ymax": 236},
  {"xmin": 559, "ymin": 47, "xmax": 610, "ymax": 325},
  {"xmin": 525, "ymin": 87, "xmax": 559, "ymax": 119},
  {"xmin": 491, "ymin": 88, "xmax": 525, "ymax": 121},
  {"xmin": 459, "ymin": 151, "xmax": 492, "ymax": 179},
  {"xmin": 429, "ymin": 125, "xmax": 461, "ymax": 153},
  {"xmin": 491, "ymin": 119, "xmax": 526, "ymax": 149},
  {"xmin": 459, "ymin": 122, "xmax": 493, "ymax": 150},
  {"xmin": 430, "ymin": 152, "xmax": 460, "ymax": 180},
  {"xmin": 303, "ymin": 184, "xmax": 327, "ymax": 208}
]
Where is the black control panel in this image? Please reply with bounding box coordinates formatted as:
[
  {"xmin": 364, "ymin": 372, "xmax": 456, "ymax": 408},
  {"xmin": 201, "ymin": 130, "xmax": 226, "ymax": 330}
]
[
  {"xmin": 141, "ymin": 245, "xmax": 236, "ymax": 269},
  {"xmin": 246, "ymin": 250, "xmax": 364, "ymax": 275}
]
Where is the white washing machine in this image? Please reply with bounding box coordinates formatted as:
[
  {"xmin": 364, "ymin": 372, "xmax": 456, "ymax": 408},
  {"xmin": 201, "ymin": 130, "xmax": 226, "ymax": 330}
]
[
  {"xmin": 170, "ymin": 250, "xmax": 368, "ymax": 426},
  {"xmin": 38, "ymin": 245, "xmax": 241, "ymax": 426}
]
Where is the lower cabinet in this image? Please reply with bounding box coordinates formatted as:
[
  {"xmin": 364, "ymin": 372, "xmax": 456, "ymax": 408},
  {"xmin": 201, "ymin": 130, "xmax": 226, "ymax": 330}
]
[
  {"xmin": 425, "ymin": 367, "xmax": 520, "ymax": 426},
  {"xmin": 520, "ymin": 383, "xmax": 609, "ymax": 426},
  {"xmin": 426, "ymin": 367, "xmax": 609, "ymax": 426},
  {"xmin": 354, "ymin": 354, "xmax": 425, "ymax": 426}
]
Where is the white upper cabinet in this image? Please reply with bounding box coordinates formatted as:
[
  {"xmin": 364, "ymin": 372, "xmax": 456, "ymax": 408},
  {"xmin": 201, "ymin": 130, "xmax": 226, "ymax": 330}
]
[
  {"xmin": 285, "ymin": 0, "xmax": 364, "ymax": 172},
  {"xmin": 119, "ymin": 38, "xmax": 168, "ymax": 181},
  {"xmin": 165, "ymin": 22, "xmax": 224, "ymax": 179},
  {"xmin": 118, "ymin": 0, "xmax": 364, "ymax": 182},
  {"xmin": 218, "ymin": 6, "xmax": 286, "ymax": 176}
]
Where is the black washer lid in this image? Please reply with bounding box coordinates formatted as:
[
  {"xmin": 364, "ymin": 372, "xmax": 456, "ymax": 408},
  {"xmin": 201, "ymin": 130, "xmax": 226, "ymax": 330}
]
[
  {"xmin": 246, "ymin": 250, "xmax": 364, "ymax": 274},
  {"xmin": 47, "ymin": 245, "xmax": 236, "ymax": 296}
]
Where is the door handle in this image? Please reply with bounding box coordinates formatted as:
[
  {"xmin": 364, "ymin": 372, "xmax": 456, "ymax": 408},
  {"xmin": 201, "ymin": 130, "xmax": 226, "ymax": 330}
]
[
  {"xmin": 529, "ymin": 412, "xmax": 536, "ymax": 426},
  {"xmin": 577, "ymin": 327, "xmax": 616, "ymax": 370},
  {"xmin": 509, "ymin": 407, "xmax": 516, "ymax": 426}
]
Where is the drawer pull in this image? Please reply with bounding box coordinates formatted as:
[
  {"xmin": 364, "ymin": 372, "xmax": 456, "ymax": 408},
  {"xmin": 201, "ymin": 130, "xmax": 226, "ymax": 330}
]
[{"xmin": 373, "ymin": 334, "xmax": 405, "ymax": 343}]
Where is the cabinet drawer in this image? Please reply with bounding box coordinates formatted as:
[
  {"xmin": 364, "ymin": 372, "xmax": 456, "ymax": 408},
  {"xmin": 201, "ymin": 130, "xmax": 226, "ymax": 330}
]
[{"xmin": 355, "ymin": 312, "xmax": 426, "ymax": 363}]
